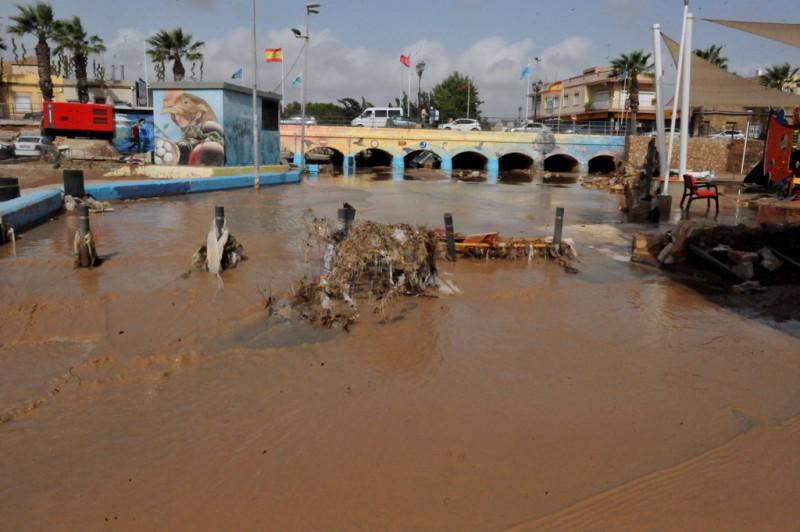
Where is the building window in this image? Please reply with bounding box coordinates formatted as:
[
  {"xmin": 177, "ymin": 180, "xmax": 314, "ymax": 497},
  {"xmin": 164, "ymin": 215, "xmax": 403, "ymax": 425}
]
[{"xmin": 573, "ymin": 93, "xmax": 580, "ymax": 106}]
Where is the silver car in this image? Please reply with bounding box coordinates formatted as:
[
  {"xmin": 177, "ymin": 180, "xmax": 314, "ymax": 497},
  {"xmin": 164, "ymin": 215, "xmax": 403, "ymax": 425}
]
[
  {"xmin": 439, "ymin": 118, "xmax": 481, "ymax": 131},
  {"xmin": 709, "ymin": 130, "xmax": 745, "ymax": 139},
  {"xmin": 510, "ymin": 122, "xmax": 550, "ymax": 133},
  {"xmin": 14, "ymin": 135, "xmax": 52, "ymax": 157}
]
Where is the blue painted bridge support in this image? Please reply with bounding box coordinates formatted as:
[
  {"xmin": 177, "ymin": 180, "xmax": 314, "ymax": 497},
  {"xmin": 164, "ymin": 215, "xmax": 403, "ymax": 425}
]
[{"xmin": 343, "ymin": 154, "xmax": 356, "ymax": 176}]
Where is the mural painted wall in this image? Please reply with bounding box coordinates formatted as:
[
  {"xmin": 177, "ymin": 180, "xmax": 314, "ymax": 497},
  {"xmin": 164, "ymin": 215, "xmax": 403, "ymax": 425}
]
[
  {"xmin": 152, "ymin": 89, "xmax": 225, "ymax": 166},
  {"xmin": 222, "ymin": 90, "xmax": 280, "ymax": 166},
  {"xmin": 113, "ymin": 109, "xmax": 155, "ymax": 155}
]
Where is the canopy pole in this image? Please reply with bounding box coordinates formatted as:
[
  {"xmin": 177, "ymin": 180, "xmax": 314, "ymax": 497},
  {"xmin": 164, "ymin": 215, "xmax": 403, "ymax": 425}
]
[
  {"xmin": 664, "ymin": 1, "xmax": 690, "ymax": 194},
  {"xmin": 678, "ymin": 14, "xmax": 693, "ymax": 185}
]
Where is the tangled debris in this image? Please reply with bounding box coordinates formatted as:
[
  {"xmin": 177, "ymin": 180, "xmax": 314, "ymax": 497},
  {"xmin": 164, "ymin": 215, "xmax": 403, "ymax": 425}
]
[
  {"xmin": 187, "ymin": 220, "xmax": 244, "ymax": 283},
  {"xmin": 279, "ymin": 211, "xmax": 447, "ymax": 329},
  {"xmin": 272, "ymin": 208, "xmax": 580, "ymax": 330}
]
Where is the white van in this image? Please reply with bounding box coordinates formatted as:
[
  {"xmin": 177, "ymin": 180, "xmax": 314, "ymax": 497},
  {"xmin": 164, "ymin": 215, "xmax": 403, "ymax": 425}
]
[{"xmin": 350, "ymin": 107, "xmax": 403, "ymax": 127}]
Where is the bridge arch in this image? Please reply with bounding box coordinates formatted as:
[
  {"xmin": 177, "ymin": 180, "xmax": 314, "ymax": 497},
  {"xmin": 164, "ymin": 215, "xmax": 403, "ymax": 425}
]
[
  {"xmin": 544, "ymin": 150, "xmax": 580, "ymax": 173},
  {"xmin": 587, "ymin": 150, "xmax": 621, "ymax": 175},
  {"xmin": 354, "ymin": 148, "xmax": 393, "ymax": 168},
  {"xmin": 452, "ymin": 150, "xmax": 489, "ymax": 171},
  {"xmin": 498, "ymin": 151, "xmax": 535, "ymax": 171}
]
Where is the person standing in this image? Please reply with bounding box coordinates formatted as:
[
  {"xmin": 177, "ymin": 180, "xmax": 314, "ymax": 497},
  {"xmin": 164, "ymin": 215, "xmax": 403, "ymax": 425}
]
[
  {"xmin": 421, "ymin": 106, "xmax": 429, "ymax": 128},
  {"xmin": 128, "ymin": 119, "xmax": 146, "ymax": 153},
  {"xmin": 429, "ymin": 106, "xmax": 436, "ymax": 128},
  {"xmin": 434, "ymin": 107, "xmax": 440, "ymax": 128}
]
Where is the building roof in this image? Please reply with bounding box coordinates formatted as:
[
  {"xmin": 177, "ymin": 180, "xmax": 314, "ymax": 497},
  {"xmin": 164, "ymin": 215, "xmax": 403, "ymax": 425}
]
[{"xmin": 662, "ymin": 33, "xmax": 800, "ymax": 108}]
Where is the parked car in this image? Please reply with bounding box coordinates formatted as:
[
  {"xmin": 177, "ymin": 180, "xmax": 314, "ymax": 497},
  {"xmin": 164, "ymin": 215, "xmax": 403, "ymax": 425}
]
[
  {"xmin": 386, "ymin": 115, "xmax": 416, "ymax": 128},
  {"xmin": 510, "ymin": 121, "xmax": 550, "ymax": 132},
  {"xmin": 13, "ymin": 135, "xmax": 53, "ymax": 157},
  {"xmin": 0, "ymin": 141, "xmax": 15, "ymax": 159},
  {"xmin": 439, "ymin": 118, "xmax": 481, "ymax": 131},
  {"xmin": 709, "ymin": 129, "xmax": 745, "ymax": 139},
  {"xmin": 23, "ymin": 111, "xmax": 43, "ymax": 120},
  {"xmin": 641, "ymin": 128, "xmax": 680, "ymax": 137},
  {"xmin": 280, "ymin": 115, "xmax": 317, "ymax": 126}
]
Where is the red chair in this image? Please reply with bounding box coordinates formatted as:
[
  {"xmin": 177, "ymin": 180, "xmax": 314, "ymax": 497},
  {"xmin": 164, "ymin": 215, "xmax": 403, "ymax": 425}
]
[{"xmin": 680, "ymin": 173, "xmax": 719, "ymax": 213}]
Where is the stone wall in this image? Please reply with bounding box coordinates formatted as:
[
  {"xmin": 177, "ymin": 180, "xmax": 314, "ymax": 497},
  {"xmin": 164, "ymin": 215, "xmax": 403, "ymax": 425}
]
[{"xmin": 626, "ymin": 135, "xmax": 764, "ymax": 175}]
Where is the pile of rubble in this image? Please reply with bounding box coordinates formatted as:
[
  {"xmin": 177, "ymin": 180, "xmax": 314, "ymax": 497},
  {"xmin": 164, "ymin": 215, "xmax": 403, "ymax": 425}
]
[{"xmin": 632, "ymin": 220, "xmax": 800, "ymax": 291}]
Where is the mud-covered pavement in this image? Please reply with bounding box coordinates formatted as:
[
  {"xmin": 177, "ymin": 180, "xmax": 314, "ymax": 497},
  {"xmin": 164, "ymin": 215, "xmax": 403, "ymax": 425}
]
[{"xmin": 1, "ymin": 168, "xmax": 799, "ymax": 529}]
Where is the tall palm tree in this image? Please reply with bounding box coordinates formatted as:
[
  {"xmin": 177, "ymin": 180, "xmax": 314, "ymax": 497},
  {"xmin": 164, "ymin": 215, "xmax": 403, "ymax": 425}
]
[
  {"xmin": 690, "ymin": 45, "xmax": 729, "ymax": 136},
  {"xmin": 608, "ymin": 49, "xmax": 653, "ymax": 136},
  {"xmin": 146, "ymin": 28, "xmax": 204, "ymax": 82},
  {"xmin": 52, "ymin": 16, "xmax": 105, "ymax": 103},
  {"xmin": 759, "ymin": 63, "xmax": 800, "ymax": 92},
  {"xmin": 7, "ymin": 1, "xmax": 57, "ymax": 102}
]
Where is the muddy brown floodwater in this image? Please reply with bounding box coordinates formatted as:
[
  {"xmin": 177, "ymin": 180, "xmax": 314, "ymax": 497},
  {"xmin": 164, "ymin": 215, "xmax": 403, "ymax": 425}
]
[{"xmin": 1, "ymin": 171, "xmax": 799, "ymax": 530}]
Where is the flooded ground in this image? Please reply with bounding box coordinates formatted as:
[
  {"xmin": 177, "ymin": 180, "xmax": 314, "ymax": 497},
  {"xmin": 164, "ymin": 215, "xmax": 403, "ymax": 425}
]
[{"xmin": 1, "ymin": 172, "xmax": 799, "ymax": 529}]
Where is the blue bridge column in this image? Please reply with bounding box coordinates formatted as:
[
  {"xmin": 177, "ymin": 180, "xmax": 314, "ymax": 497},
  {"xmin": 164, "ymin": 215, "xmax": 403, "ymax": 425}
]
[
  {"xmin": 578, "ymin": 160, "xmax": 589, "ymax": 176},
  {"xmin": 487, "ymin": 158, "xmax": 499, "ymax": 184},
  {"xmin": 343, "ymin": 154, "xmax": 356, "ymax": 176},
  {"xmin": 392, "ymin": 156, "xmax": 405, "ymax": 181},
  {"xmin": 293, "ymin": 152, "xmax": 302, "ymax": 166},
  {"xmin": 441, "ymin": 156, "xmax": 453, "ymax": 179}
]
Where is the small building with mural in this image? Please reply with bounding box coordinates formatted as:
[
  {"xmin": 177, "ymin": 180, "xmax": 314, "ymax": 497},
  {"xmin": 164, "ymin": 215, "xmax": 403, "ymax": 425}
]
[{"xmin": 149, "ymin": 82, "xmax": 281, "ymax": 167}]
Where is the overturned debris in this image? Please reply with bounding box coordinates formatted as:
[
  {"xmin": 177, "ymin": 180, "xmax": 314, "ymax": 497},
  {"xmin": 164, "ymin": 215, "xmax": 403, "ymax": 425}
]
[
  {"xmin": 631, "ymin": 220, "xmax": 800, "ymax": 289},
  {"xmin": 434, "ymin": 229, "xmax": 579, "ymax": 267}
]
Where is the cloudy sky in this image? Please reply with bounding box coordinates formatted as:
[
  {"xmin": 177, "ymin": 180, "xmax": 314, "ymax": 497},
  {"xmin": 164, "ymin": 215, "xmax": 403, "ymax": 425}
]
[{"xmin": 1, "ymin": 0, "xmax": 797, "ymax": 118}]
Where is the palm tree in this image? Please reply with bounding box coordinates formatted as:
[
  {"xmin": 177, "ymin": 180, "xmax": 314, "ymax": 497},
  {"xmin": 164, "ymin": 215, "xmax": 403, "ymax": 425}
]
[
  {"xmin": 7, "ymin": 1, "xmax": 58, "ymax": 102},
  {"xmin": 694, "ymin": 44, "xmax": 728, "ymax": 70},
  {"xmin": 146, "ymin": 28, "xmax": 204, "ymax": 82},
  {"xmin": 52, "ymin": 17, "xmax": 105, "ymax": 103},
  {"xmin": 691, "ymin": 45, "xmax": 729, "ymax": 136},
  {"xmin": 759, "ymin": 63, "xmax": 800, "ymax": 92},
  {"xmin": 608, "ymin": 49, "xmax": 653, "ymax": 136}
]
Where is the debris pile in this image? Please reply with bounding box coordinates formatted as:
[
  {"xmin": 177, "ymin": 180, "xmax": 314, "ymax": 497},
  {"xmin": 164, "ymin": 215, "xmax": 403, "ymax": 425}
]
[
  {"xmin": 189, "ymin": 219, "xmax": 244, "ymax": 280},
  {"xmin": 632, "ymin": 220, "xmax": 800, "ymax": 290},
  {"xmin": 435, "ymin": 230, "xmax": 579, "ymax": 268},
  {"xmin": 280, "ymin": 212, "xmax": 444, "ymax": 329}
]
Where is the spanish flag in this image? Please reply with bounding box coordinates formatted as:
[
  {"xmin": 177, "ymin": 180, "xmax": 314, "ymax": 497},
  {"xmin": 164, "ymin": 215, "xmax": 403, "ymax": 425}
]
[
  {"xmin": 547, "ymin": 82, "xmax": 563, "ymax": 93},
  {"xmin": 265, "ymin": 48, "xmax": 283, "ymax": 63}
]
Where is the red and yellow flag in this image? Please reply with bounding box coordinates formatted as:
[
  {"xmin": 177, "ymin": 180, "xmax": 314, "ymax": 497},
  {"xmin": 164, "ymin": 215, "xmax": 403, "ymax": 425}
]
[
  {"xmin": 547, "ymin": 82, "xmax": 563, "ymax": 93},
  {"xmin": 265, "ymin": 48, "xmax": 283, "ymax": 63}
]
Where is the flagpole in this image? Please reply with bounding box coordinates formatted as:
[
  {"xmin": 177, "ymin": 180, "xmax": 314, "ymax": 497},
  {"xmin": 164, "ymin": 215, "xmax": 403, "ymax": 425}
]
[
  {"xmin": 525, "ymin": 59, "xmax": 530, "ymax": 123},
  {"xmin": 251, "ymin": 0, "xmax": 260, "ymax": 189},
  {"xmin": 407, "ymin": 63, "xmax": 411, "ymax": 117},
  {"xmin": 281, "ymin": 58, "xmax": 285, "ymax": 114}
]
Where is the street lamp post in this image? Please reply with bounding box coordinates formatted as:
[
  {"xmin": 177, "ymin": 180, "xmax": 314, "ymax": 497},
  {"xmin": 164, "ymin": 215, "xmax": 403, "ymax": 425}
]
[
  {"xmin": 292, "ymin": 2, "xmax": 320, "ymax": 173},
  {"xmin": 415, "ymin": 60, "xmax": 426, "ymax": 119},
  {"xmin": 532, "ymin": 81, "xmax": 542, "ymax": 123}
]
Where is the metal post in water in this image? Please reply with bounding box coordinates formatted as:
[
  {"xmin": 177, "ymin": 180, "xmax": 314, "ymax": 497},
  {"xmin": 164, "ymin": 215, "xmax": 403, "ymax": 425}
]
[
  {"xmin": 78, "ymin": 203, "xmax": 90, "ymax": 239},
  {"xmin": 215, "ymin": 206, "xmax": 225, "ymax": 236},
  {"xmin": 553, "ymin": 207, "xmax": 564, "ymax": 246},
  {"xmin": 444, "ymin": 213, "xmax": 456, "ymax": 261},
  {"xmin": 77, "ymin": 203, "xmax": 93, "ymax": 267},
  {"xmin": 337, "ymin": 202, "xmax": 356, "ymax": 237}
]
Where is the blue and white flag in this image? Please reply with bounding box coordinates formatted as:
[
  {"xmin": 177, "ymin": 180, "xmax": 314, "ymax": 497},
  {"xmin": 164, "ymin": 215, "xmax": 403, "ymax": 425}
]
[
  {"xmin": 292, "ymin": 75, "xmax": 302, "ymax": 85},
  {"xmin": 231, "ymin": 68, "xmax": 243, "ymax": 79},
  {"xmin": 520, "ymin": 64, "xmax": 531, "ymax": 80},
  {"xmin": 619, "ymin": 69, "xmax": 628, "ymax": 83}
]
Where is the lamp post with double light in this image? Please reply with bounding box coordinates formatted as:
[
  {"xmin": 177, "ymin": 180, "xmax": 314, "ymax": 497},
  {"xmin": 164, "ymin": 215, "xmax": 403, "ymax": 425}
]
[{"xmin": 292, "ymin": 2, "xmax": 320, "ymax": 173}]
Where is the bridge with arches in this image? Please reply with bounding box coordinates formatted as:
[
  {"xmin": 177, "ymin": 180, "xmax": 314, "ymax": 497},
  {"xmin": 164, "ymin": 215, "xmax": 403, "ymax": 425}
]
[{"xmin": 280, "ymin": 125, "xmax": 626, "ymax": 178}]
